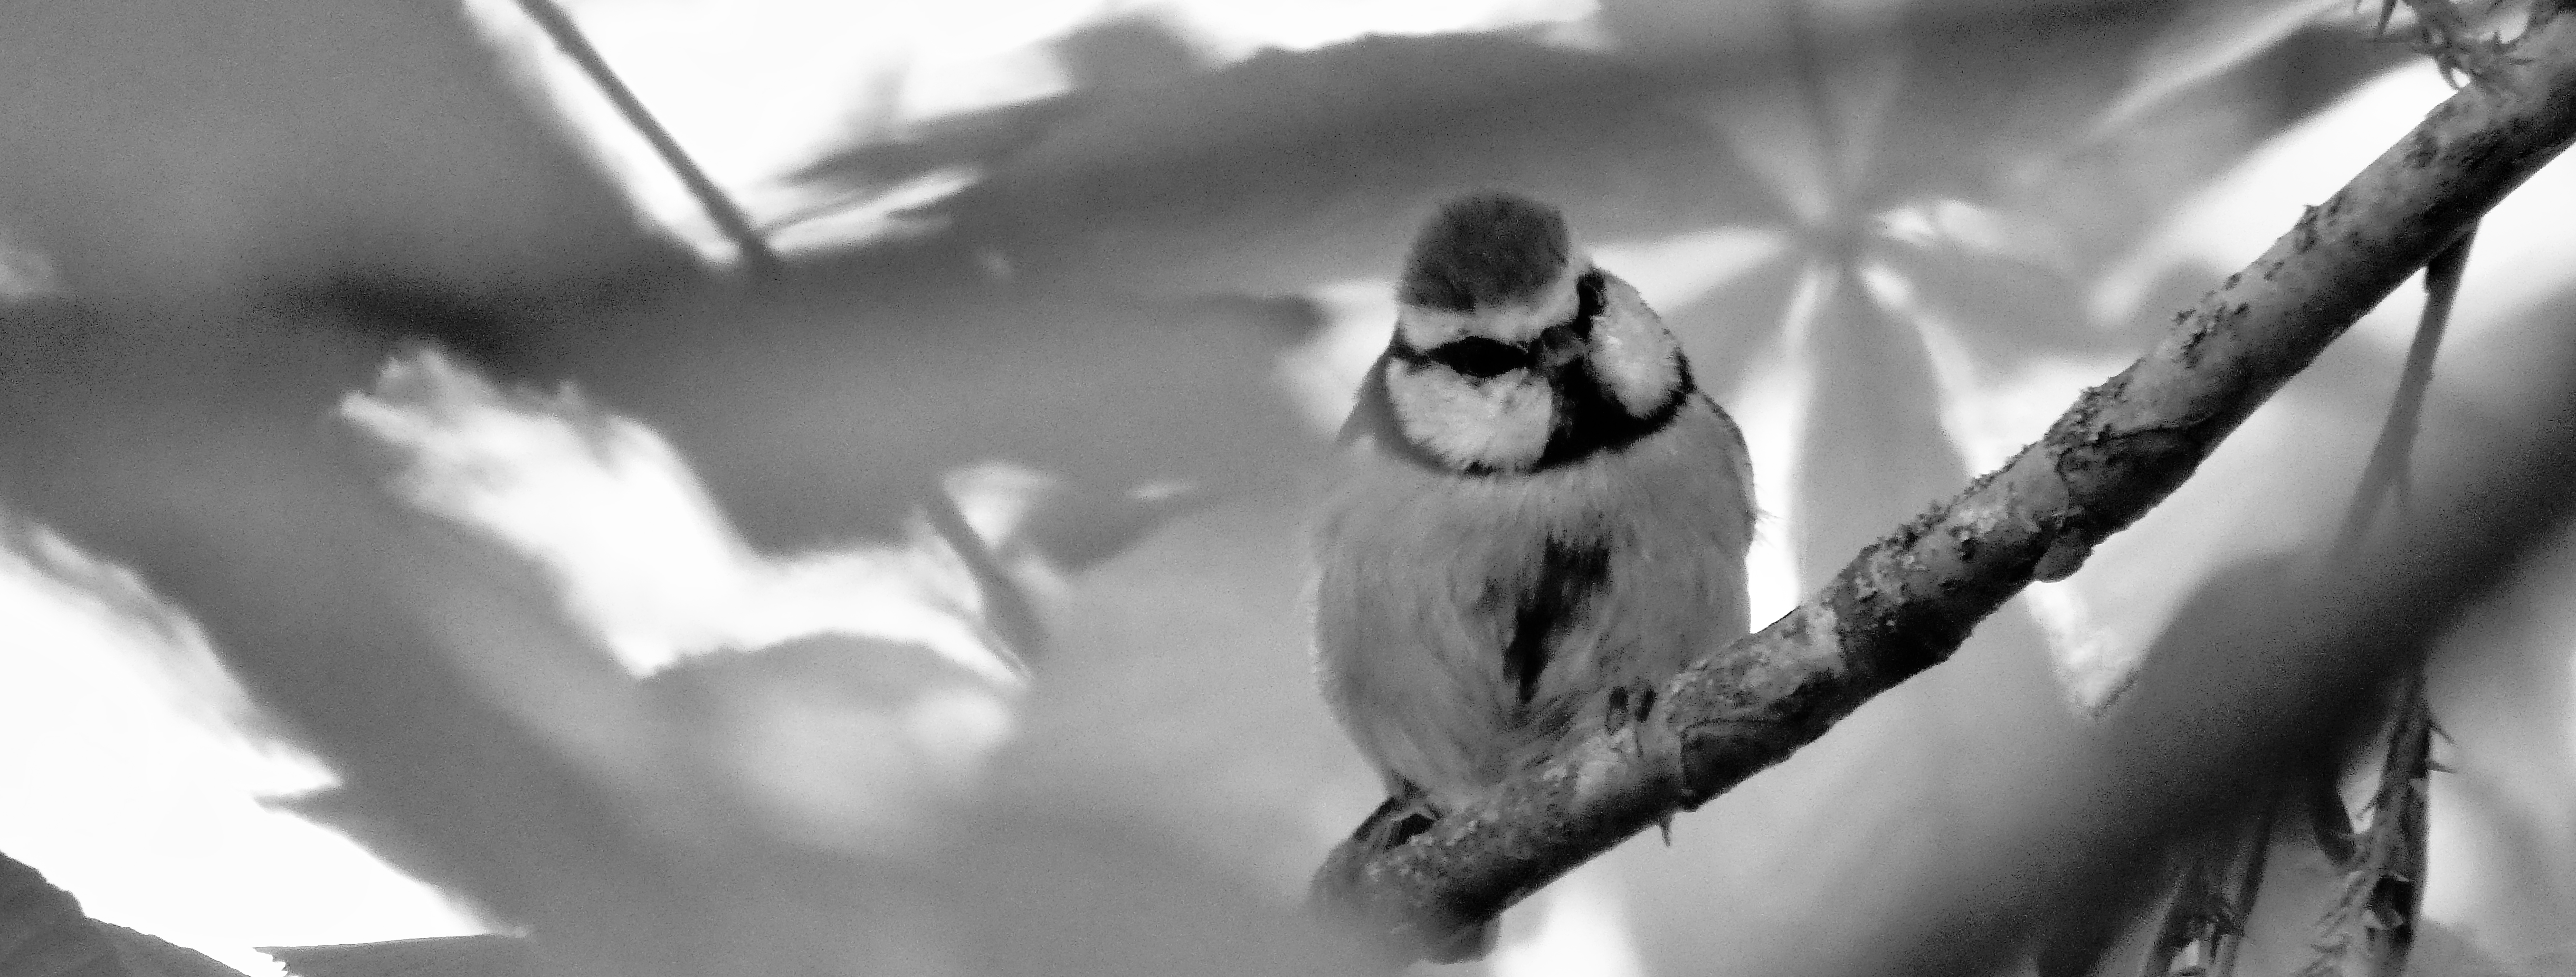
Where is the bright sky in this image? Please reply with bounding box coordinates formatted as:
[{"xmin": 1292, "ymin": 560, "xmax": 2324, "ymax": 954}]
[{"xmin": 8, "ymin": 1, "xmax": 2576, "ymax": 972}]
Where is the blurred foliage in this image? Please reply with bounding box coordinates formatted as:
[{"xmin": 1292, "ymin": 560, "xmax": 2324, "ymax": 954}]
[{"xmin": 4, "ymin": 0, "xmax": 2576, "ymax": 975}]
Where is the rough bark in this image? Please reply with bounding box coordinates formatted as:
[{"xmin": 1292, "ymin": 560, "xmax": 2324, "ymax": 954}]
[{"xmin": 1310, "ymin": 7, "xmax": 2576, "ymax": 961}]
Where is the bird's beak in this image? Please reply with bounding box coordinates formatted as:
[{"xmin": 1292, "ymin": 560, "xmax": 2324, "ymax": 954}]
[{"xmin": 1533, "ymin": 320, "xmax": 1588, "ymax": 373}]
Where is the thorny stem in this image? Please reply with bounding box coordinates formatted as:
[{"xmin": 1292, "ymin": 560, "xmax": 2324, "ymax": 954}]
[
  {"xmin": 2135, "ymin": 130, "xmax": 2473, "ymax": 977},
  {"xmin": 2300, "ymin": 672, "xmax": 2436, "ymax": 977},
  {"xmin": 2293, "ymin": 178, "xmax": 2473, "ymax": 977},
  {"xmin": 2139, "ymin": 797, "xmax": 2275, "ymax": 977}
]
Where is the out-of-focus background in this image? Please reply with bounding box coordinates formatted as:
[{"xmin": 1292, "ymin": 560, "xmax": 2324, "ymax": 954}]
[{"xmin": 2, "ymin": 1, "xmax": 2572, "ymax": 975}]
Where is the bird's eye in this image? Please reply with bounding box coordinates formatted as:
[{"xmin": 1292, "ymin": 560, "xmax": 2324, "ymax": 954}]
[{"xmin": 1430, "ymin": 337, "xmax": 1531, "ymax": 378}]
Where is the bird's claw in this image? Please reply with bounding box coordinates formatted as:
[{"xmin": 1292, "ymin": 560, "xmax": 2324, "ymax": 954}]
[
  {"xmin": 1358, "ymin": 793, "xmax": 1442, "ymax": 852},
  {"xmin": 1608, "ymin": 684, "xmax": 1684, "ymax": 845},
  {"xmin": 1603, "ymin": 684, "xmax": 1658, "ymax": 739}
]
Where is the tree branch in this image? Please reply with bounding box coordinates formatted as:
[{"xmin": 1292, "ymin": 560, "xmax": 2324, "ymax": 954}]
[
  {"xmin": 1860, "ymin": 362, "xmax": 2576, "ymax": 975},
  {"xmin": 1310, "ymin": 8, "xmax": 2576, "ymax": 961}
]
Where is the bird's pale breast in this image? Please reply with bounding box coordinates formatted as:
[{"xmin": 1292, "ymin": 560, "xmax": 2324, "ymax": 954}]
[{"xmin": 1310, "ymin": 396, "xmax": 1753, "ymax": 812}]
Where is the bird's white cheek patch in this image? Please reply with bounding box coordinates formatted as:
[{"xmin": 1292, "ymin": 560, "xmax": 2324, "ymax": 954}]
[
  {"xmin": 1387, "ymin": 365, "xmax": 1554, "ymax": 469},
  {"xmin": 1589, "ymin": 277, "xmax": 1683, "ymax": 415}
]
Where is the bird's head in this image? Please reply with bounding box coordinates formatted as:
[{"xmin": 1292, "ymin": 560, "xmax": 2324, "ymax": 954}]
[{"xmin": 1376, "ymin": 192, "xmax": 1688, "ymax": 474}]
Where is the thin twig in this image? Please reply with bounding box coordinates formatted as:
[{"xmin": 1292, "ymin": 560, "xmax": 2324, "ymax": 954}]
[
  {"xmin": 919, "ymin": 487, "xmax": 1044, "ymax": 674},
  {"xmin": 512, "ymin": 0, "xmax": 783, "ymax": 274},
  {"xmin": 2343, "ymin": 225, "xmax": 2478, "ymax": 542}
]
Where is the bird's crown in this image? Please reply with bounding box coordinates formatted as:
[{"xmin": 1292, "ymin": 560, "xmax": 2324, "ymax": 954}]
[{"xmin": 1398, "ymin": 192, "xmax": 1573, "ymax": 312}]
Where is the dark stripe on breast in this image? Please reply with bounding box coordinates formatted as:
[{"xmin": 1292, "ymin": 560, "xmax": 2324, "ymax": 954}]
[{"xmin": 1500, "ymin": 535, "xmax": 1612, "ymax": 704}]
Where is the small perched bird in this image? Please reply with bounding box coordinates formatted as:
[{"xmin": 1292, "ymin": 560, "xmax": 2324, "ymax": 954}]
[{"xmin": 1309, "ymin": 192, "xmax": 1756, "ymax": 959}]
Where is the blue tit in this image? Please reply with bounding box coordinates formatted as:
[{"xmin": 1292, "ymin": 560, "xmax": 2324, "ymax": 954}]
[{"xmin": 1309, "ymin": 192, "xmax": 1756, "ymax": 956}]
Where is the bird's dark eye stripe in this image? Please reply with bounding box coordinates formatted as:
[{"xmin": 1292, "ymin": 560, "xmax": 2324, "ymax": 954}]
[
  {"xmin": 1385, "ymin": 272, "xmax": 1604, "ymax": 378},
  {"xmin": 1428, "ymin": 336, "xmax": 1531, "ymax": 377},
  {"xmin": 1573, "ymin": 270, "xmax": 1604, "ymax": 334}
]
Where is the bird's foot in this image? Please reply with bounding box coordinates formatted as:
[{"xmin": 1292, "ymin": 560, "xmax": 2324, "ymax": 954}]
[
  {"xmin": 1357, "ymin": 793, "xmax": 1441, "ymax": 852},
  {"xmin": 1607, "ymin": 684, "xmax": 1681, "ymax": 845},
  {"xmin": 1603, "ymin": 684, "xmax": 1658, "ymax": 737}
]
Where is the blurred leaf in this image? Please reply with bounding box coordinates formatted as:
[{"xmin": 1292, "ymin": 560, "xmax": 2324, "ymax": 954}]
[
  {"xmin": 519, "ymin": 281, "xmax": 1322, "ymax": 551},
  {"xmin": 0, "ymin": 0, "xmax": 687, "ymax": 304},
  {"xmin": 1781, "ymin": 0, "xmax": 2377, "ymax": 237},
  {"xmin": 1877, "ymin": 237, "xmax": 2126, "ymax": 361},
  {"xmin": 940, "ymin": 802, "xmax": 1380, "ymax": 977},
  {"xmin": 0, "ymin": 301, "xmax": 707, "ymax": 974},
  {"xmin": 1998, "ymin": 103, "xmax": 2277, "ymax": 293},
  {"xmin": 959, "ymin": 466, "xmax": 1211, "ymax": 576},
  {"xmin": 789, "ymin": 100, "xmax": 1075, "ymax": 205},
  {"xmin": 1851, "ymin": 3, "xmax": 2173, "ymax": 210},
  {"xmin": 2089, "ymin": 0, "xmax": 2354, "ymax": 138},
  {"xmin": 790, "ymin": 12, "xmax": 1213, "ymax": 197},
  {"xmin": 1791, "ymin": 267, "xmax": 1969, "ymax": 587},
  {"xmin": 996, "ymin": 487, "xmax": 1361, "ymax": 893},
  {"xmin": 1658, "ymin": 249, "xmax": 1802, "ymax": 402},
  {"xmin": 0, "ymin": 297, "xmax": 1375, "ymax": 977},
  {"xmin": 1632, "ymin": 0, "xmax": 2346, "ymax": 400},
  {"xmin": 882, "ymin": 31, "xmax": 1779, "ymax": 292},
  {"xmin": 640, "ymin": 633, "xmax": 1016, "ymax": 855}
]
